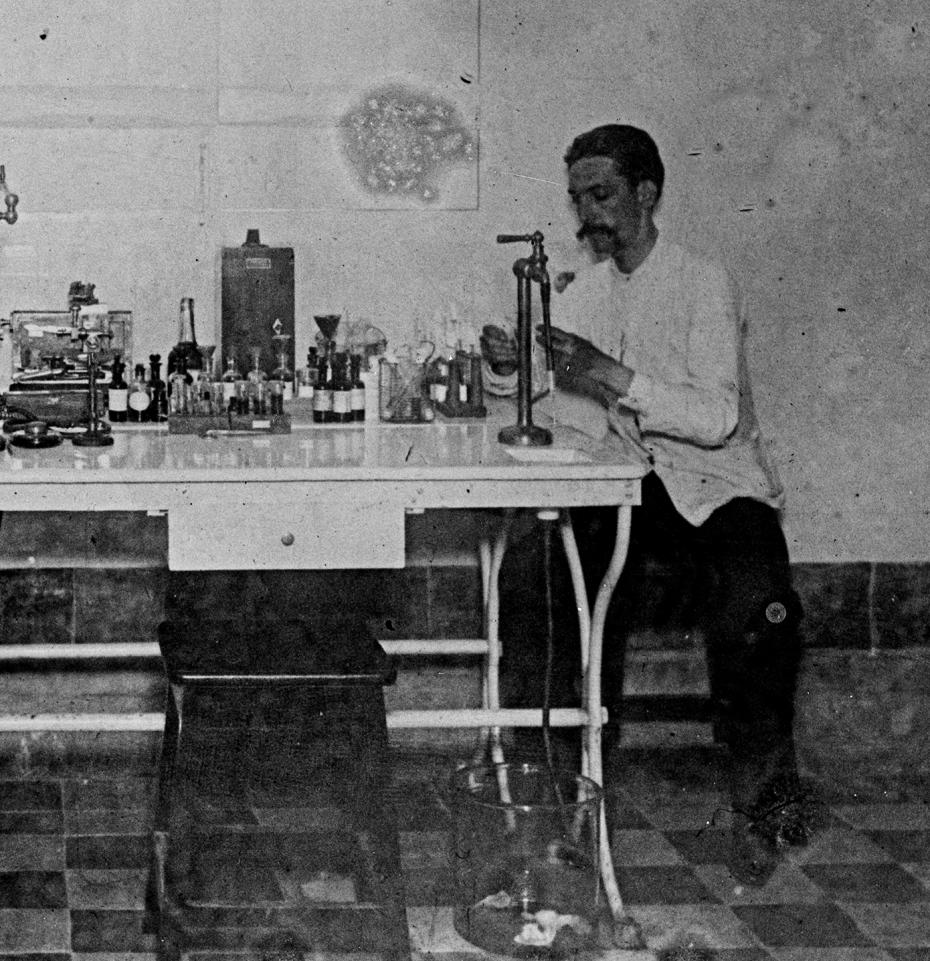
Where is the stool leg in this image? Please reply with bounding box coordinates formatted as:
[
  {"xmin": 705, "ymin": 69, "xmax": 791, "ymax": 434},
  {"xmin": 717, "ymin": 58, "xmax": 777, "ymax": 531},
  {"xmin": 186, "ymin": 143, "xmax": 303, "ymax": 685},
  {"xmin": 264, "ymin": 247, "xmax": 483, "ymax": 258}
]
[
  {"xmin": 146, "ymin": 684, "xmax": 183, "ymax": 956},
  {"xmin": 145, "ymin": 685, "xmax": 181, "ymax": 932},
  {"xmin": 360, "ymin": 689, "xmax": 410, "ymax": 961}
]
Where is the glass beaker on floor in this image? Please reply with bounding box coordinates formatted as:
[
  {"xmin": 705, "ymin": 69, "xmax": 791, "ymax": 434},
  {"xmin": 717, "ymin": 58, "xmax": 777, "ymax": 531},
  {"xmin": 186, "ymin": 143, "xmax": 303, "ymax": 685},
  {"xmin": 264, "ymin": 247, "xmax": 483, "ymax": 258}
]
[{"xmin": 450, "ymin": 763, "xmax": 604, "ymax": 958}]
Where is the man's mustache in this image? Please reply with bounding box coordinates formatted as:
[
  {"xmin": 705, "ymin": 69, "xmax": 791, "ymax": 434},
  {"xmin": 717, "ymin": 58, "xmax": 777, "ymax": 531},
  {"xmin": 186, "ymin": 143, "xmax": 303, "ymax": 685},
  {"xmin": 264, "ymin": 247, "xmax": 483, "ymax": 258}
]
[{"xmin": 576, "ymin": 223, "xmax": 613, "ymax": 240}]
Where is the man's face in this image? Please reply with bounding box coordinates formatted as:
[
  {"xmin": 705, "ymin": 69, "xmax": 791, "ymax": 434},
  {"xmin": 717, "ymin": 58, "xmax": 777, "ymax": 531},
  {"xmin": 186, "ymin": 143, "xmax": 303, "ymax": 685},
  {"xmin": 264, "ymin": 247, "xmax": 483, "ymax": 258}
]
[{"xmin": 567, "ymin": 156, "xmax": 650, "ymax": 259}]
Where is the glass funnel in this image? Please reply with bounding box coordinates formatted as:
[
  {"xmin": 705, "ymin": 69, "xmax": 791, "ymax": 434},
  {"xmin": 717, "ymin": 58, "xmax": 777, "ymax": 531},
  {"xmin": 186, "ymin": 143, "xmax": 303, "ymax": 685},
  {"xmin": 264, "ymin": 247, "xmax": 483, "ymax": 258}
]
[{"xmin": 313, "ymin": 314, "xmax": 341, "ymax": 355}]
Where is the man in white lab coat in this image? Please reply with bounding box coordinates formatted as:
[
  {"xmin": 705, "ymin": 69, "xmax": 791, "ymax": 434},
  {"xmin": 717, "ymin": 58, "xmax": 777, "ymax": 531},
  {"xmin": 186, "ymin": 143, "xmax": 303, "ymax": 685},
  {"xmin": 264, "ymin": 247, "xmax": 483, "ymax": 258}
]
[{"xmin": 484, "ymin": 124, "xmax": 816, "ymax": 886}]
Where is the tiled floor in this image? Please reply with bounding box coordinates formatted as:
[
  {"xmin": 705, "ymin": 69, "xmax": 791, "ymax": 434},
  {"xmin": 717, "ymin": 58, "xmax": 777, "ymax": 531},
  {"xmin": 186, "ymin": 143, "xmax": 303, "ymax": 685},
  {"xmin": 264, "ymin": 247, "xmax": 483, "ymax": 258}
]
[{"xmin": 0, "ymin": 746, "xmax": 928, "ymax": 961}]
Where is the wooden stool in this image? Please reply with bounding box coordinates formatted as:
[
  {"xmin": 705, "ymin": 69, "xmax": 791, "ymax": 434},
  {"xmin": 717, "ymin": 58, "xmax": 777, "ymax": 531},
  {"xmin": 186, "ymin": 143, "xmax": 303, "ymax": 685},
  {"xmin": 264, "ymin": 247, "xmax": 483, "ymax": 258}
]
[{"xmin": 149, "ymin": 616, "xmax": 410, "ymax": 961}]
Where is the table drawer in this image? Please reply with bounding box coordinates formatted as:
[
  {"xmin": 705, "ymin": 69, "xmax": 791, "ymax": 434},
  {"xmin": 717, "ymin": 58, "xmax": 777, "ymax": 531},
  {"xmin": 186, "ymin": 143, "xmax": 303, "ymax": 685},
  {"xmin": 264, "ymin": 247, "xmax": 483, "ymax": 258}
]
[{"xmin": 167, "ymin": 492, "xmax": 406, "ymax": 570}]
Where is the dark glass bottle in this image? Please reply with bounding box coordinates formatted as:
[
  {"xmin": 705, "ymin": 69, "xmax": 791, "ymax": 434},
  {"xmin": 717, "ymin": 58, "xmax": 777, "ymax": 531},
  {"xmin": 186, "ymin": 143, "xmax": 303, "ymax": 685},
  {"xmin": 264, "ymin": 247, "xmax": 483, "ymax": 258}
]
[
  {"xmin": 108, "ymin": 357, "xmax": 128, "ymax": 423},
  {"xmin": 312, "ymin": 345, "xmax": 335, "ymax": 424},
  {"xmin": 331, "ymin": 352, "xmax": 353, "ymax": 424},
  {"xmin": 167, "ymin": 298, "xmax": 202, "ymax": 377},
  {"xmin": 127, "ymin": 363, "xmax": 151, "ymax": 423},
  {"xmin": 350, "ymin": 354, "xmax": 366, "ymax": 422},
  {"xmin": 299, "ymin": 347, "xmax": 319, "ymax": 399},
  {"xmin": 149, "ymin": 354, "xmax": 168, "ymax": 422}
]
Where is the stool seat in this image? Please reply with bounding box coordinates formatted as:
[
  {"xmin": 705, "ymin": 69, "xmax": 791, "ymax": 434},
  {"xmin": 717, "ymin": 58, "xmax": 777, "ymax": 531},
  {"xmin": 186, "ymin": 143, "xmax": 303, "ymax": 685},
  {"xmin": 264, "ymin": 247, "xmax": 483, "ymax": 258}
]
[{"xmin": 149, "ymin": 615, "xmax": 410, "ymax": 961}]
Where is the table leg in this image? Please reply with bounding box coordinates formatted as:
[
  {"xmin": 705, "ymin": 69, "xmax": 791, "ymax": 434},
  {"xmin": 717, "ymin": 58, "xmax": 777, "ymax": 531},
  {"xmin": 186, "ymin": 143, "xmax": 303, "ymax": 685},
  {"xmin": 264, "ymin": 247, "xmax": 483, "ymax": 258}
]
[
  {"xmin": 483, "ymin": 516, "xmax": 514, "ymax": 809},
  {"xmin": 584, "ymin": 504, "xmax": 635, "ymax": 931},
  {"xmin": 558, "ymin": 512, "xmax": 592, "ymax": 777},
  {"xmin": 472, "ymin": 534, "xmax": 493, "ymax": 765}
]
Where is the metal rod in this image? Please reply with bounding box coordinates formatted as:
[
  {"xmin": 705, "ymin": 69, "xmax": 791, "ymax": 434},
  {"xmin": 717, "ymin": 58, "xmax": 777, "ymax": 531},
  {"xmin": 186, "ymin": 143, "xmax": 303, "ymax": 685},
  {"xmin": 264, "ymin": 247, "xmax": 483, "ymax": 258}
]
[
  {"xmin": 0, "ymin": 643, "xmax": 161, "ymax": 660},
  {"xmin": 0, "ymin": 713, "xmax": 165, "ymax": 732},
  {"xmin": 387, "ymin": 707, "xmax": 606, "ymax": 729},
  {"xmin": 0, "ymin": 639, "xmax": 491, "ymax": 661},
  {"xmin": 0, "ymin": 707, "xmax": 607, "ymax": 733},
  {"xmin": 515, "ymin": 272, "xmax": 533, "ymax": 430}
]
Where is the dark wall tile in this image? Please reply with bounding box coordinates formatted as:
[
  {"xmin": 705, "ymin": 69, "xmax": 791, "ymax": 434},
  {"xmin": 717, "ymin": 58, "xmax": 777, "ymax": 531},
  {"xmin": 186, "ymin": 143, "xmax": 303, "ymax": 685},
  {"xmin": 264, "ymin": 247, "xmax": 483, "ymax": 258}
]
[
  {"xmin": 0, "ymin": 512, "xmax": 166, "ymax": 568},
  {"xmin": 73, "ymin": 569, "xmax": 166, "ymax": 644},
  {"xmin": 0, "ymin": 570, "xmax": 73, "ymax": 645},
  {"xmin": 795, "ymin": 648, "xmax": 930, "ymax": 801},
  {"xmin": 0, "ymin": 782, "xmax": 61, "ymax": 812},
  {"xmin": 427, "ymin": 566, "xmax": 482, "ymax": 638},
  {"xmin": 164, "ymin": 571, "xmax": 269, "ymax": 621},
  {"xmin": 793, "ymin": 562, "xmax": 871, "ymax": 648},
  {"xmin": 872, "ymin": 563, "xmax": 930, "ymax": 648},
  {"xmin": 163, "ymin": 569, "xmax": 430, "ymax": 641}
]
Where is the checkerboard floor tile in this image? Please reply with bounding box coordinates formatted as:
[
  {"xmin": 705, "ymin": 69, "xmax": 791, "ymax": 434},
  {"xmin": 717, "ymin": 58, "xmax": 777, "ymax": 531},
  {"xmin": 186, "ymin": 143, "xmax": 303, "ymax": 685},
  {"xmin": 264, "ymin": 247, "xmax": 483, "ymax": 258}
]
[{"xmin": 0, "ymin": 748, "xmax": 927, "ymax": 960}]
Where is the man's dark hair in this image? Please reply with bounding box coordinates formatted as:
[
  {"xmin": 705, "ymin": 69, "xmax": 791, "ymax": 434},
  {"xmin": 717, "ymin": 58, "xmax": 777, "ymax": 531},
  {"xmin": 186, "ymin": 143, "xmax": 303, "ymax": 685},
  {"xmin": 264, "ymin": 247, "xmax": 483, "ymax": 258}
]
[{"xmin": 564, "ymin": 124, "xmax": 664, "ymax": 202}]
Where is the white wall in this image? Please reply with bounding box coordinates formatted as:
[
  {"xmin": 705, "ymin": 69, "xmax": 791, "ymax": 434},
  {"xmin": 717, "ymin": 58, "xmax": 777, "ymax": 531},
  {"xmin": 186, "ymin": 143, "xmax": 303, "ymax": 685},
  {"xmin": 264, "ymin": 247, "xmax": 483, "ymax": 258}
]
[{"xmin": 1, "ymin": 0, "xmax": 927, "ymax": 562}]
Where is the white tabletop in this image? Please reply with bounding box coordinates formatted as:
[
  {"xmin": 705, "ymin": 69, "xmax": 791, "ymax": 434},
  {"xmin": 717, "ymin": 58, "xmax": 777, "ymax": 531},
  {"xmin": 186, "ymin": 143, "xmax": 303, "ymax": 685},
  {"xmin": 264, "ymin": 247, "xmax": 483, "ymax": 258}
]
[
  {"xmin": 0, "ymin": 408, "xmax": 648, "ymax": 569},
  {"xmin": 0, "ymin": 416, "xmax": 647, "ymax": 484}
]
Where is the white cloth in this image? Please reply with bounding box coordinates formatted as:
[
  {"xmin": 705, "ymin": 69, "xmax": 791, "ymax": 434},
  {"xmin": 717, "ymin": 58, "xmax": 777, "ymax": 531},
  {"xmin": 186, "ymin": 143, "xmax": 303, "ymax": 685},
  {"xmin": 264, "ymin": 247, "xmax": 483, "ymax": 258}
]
[{"xmin": 486, "ymin": 234, "xmax": 784, "ymax": 525}]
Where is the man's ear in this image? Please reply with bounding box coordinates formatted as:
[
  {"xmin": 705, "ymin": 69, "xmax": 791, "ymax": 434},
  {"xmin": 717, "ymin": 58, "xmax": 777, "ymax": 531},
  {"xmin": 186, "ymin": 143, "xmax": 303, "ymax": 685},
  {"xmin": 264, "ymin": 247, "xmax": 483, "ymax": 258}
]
[{"xmin": 636, "ymin": 179, "xmax": 658, "ymax": 211}]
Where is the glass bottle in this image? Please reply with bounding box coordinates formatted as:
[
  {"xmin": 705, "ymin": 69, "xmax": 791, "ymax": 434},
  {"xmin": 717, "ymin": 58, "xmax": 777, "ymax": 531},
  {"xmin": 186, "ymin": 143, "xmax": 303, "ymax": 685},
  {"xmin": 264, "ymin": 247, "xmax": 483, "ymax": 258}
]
[
  {"xmin": 312, "ymin": 346, "xmax": 334, "ymax": 424},
  {"xmin": 247, "ymin": 346, "xmax": 267, "ymax": 416},
  {"xmin": 199, "ymin": 345, "xmax": 220, "ymax": 415},
  {"xmin": 221, "ymin": 353, "xmax": 241, "ymax": 413},
  {"xmin": 168, "ymin": 356, "xmax": 191, "ymax": 415},
  {"xmin": 269, "ymin": 379, "xmax": 285, "ymax": 415},
  {"xmin": 127, "ymin": 363, "xmax": 152, "ymax": 423},
  {"xmin": 468, "ymin": 343, "xmax": 484, "ymax": 409},
  {"xmin": 191, "ymin": 346, "xmax": 215, "ymax": 415},
  {"xmin": 429, "ymin": 353, "xmax": 450, "ymax": 404},
  {"xmin": 107, "ymin": 356, "xmax": 128, "ymax": 423},
  {"xmin": 270, "ymin": 337, "xmax": 294, "ymax": 403},
  {"xmin": 149, "ymin": 354, "xmax": 168, "ymax": 422},
  {"xmin": 299, "ymin": 347, "xmax": 319, "ymax": 400},
  {"xmin": 167, "ymin": 297, "xmax": 202, "ymax": 377},
  {"xmin": 350, "ymin": 353, "xmax": 366, "ymax": 422},
  {"xmin": 331, "ymin": 351, "xmax": 353, "ymax": 423}
]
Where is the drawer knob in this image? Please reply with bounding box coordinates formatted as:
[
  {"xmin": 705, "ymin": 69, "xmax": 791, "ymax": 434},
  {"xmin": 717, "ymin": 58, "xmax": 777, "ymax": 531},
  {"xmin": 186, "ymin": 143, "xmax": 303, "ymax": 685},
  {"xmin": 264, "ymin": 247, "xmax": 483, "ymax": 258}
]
[{"xmin": 281, "ymin": 532, "xmax": 295, "ymax": 546}]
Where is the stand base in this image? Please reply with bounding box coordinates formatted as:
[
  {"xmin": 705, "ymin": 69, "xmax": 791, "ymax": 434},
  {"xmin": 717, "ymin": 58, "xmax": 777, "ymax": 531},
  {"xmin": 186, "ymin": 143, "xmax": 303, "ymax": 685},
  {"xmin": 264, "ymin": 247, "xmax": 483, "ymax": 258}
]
[
  {"xmin": 72, "ymin": 430, "xmax": 114, "ymax": 447},
  {"xmin": 498, "ymin": 423, "xmax": 552, "ymax": 447}
]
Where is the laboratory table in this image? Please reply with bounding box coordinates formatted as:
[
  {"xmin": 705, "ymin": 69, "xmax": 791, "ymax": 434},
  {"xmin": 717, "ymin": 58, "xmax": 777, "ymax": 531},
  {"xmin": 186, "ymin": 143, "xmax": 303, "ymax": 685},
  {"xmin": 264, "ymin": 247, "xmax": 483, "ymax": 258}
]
[{"xmin": 0, "ymin": 409, "xmax": 648, "ymax": 931}]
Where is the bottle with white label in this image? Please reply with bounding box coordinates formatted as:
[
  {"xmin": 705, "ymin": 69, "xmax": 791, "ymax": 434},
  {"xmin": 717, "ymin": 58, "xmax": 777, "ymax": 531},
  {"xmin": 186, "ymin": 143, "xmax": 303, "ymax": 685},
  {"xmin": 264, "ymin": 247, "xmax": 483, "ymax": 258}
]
[
  {"xmin": 350, "ymin": 354, "xmax": 366, "ymax": 422},
  {"xmin": 331, "ymin": 352, "xmax": 353, "ymax": 424},
  {"xmin": 107, "ymin": 357, "xmax": 129, "ymax": 423},
  {"xmin": 312, "ymin": 349, "xmax": 334, "ymax": 423},
  {"xmin": 127, "ymin": 363, "xmax": 152, "ymax": 423},
  {"xmin": 298, "ymin": 348, "xmax": 318, "ymax": 400}
]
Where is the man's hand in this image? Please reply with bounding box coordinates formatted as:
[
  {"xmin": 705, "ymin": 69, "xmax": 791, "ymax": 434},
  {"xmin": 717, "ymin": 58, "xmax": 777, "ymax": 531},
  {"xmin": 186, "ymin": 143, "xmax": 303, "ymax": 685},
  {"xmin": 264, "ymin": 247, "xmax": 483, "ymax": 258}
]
[
  {"xmin": 537, "ymin": 325, "xmax": 634, "ymax": 400},
  {"xmin": 480, "ymin": 324, "xmax": 518, "ymax": 376}
]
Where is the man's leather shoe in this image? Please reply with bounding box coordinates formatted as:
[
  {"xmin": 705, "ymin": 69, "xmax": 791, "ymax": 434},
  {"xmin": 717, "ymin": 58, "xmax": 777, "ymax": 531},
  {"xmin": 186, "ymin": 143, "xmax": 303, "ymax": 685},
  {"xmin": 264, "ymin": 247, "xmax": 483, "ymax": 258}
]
[{"xmin": 728, "ymin": 815, "xmax": 779, "ymax": 886}]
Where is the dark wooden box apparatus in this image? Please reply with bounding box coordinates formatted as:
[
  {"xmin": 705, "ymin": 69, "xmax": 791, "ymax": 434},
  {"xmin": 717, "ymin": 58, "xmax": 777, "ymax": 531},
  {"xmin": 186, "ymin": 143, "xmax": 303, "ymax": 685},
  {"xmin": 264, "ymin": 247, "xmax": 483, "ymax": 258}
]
[{"xmin": 221, "ymin": 232, "xmax": 295, "ymax": 384}]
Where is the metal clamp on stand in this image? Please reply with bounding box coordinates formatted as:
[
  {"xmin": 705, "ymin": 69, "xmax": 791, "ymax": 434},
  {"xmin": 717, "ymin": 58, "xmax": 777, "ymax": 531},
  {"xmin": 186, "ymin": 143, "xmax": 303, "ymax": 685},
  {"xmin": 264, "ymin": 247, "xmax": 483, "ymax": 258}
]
[
  {"xmin": 0, "ymin": 165, "xmax": 19, "ymax": 226},
  {"xmin": 496, "ymin": 231, "xmax": 554, "ymax": 448},
  {"xmin": 71, "ymin": 309, "xmax": 114, "ymax": 447}
]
